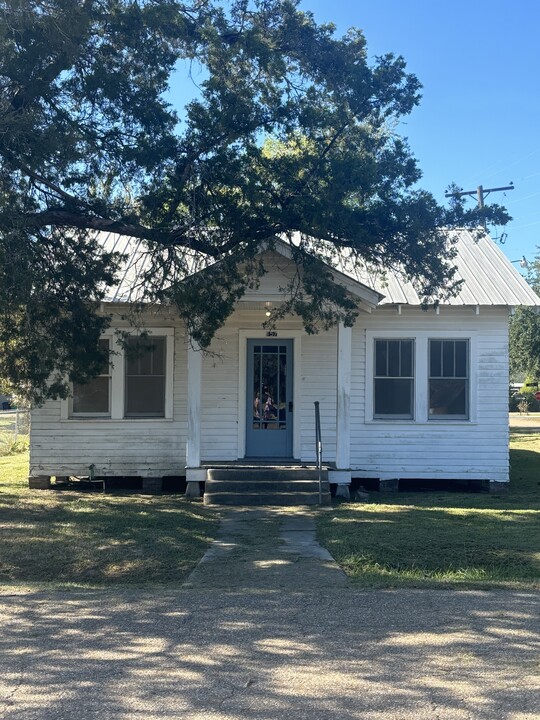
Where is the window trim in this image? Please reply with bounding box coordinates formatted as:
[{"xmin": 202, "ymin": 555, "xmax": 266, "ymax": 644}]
[
  {"xmin": 373, "ymin": 338, "xmax": 415, "ymax": 420},
  {"xmin": 428, "ymin": 338, "xmax": 470, "ymax": 420},
  {"xmin": 124, "ymin": 335, "xmax": 167, "ymax": 419},
  {"xmin": 365, "ymin": 330, "xmax": 477, "ymax": 424},
  {"xmin": 70, "ymin": 337, "xmax": 112, "ymax": 418},
  {"xmin": 62, "ymin": 327, "xmax": 174, "ymax": 421}
]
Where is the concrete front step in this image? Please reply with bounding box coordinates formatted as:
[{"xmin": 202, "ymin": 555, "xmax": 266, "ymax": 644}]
[
  {"xmin": 207, "ymin": 468, "xmax": 328, "ymax": 483},
  {"xmin": 203, "ymin": 491, "xmax": 331, "ymax": 506},
  {"xmin": 203, "ymin": 466, "xmax": 331, "ymax": 506},
  {"xmin": 206, "ymin": 480, "xmax": 330, "ymax": 493}
]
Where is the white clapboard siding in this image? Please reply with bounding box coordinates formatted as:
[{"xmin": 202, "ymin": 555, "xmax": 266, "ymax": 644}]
[
  {"xmin": 300, "ymin": 328, "xmax": 338, "ymax": 462},
  {"xmin": 350, "ymin": 306, "xmax": 510, "ymax": 481},
  {"xmin": 30, "ymin": 250, "xmax": 512, "ymax": 482},
  {"xmin": 200, "ymin": 323, "xmax": 240, "ymax": 460},
  {"xmin": 30, "ymin": 313, "xmax": 188, "ymax": 477}
]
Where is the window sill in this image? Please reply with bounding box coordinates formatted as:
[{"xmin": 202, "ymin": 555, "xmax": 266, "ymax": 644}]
[
  {"xmin": 365, "ymin": 419, "xmax": 478, "ymax": 426},
  {"xmin": 63, "ymin": 417, "xmax": 174, "ymax": 422}
]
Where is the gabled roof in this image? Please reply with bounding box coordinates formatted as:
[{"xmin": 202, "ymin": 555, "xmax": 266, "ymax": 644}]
[
  {"xmin": 97, "ymin": 228, "xmax": 540, "ymax": 308},
  {"xmin": 335, "ymin": 229, "xmax": 540, "ymax": 307}
]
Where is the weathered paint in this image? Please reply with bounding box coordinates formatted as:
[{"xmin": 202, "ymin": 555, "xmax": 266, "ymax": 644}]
[{"xmin": 30, "ymin": 256, "xmax": 513, "ymax": 485}]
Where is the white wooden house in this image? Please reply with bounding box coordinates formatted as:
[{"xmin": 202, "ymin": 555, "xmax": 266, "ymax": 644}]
[{"xmin": 29, "ymin": 230, "xmax": 540, "ymax": 499}]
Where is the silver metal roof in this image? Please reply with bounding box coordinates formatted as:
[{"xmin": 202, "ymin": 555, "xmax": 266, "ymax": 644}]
[
  {"xmin": 332, "ymin": 229, "xmax": 540, "ymax": 307},
  {"xmin": 98, "ymin": 229, "xmax": 540, "ymax": 307}
]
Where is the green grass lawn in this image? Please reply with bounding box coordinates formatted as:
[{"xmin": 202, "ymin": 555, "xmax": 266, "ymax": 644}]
[
  {"xmin": 0, "ymin": 453, "xmax": 218, "ymax": 589},
  {"xmin": 317, "ymin": 433, "xmax": 540, "ymax": 589},
  {"xmin": 0, "ymin": 411, "xmax": 30, "ymax": 454}
]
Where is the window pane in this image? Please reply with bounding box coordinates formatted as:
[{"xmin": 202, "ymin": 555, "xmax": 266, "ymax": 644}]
[
  {"xmin": 374, "ymin": 379, "xmax": 413, "ymax": 417},
  {"xmin": 97, "ymin": 339, "xmax": 110, "ymax": 374},
  {"xmin": 401, "ymin": 340, "xmax": 413, "ymax": 377},
  {"xmin": 429, "ymin": 379, "xmax": 467, "ymax": 417},
  {"xmin": 125, "ymin": 337, "xmax": 167, "ymax": 417},
  {"xmin": 125, "ymin": 337, "xmax": 165, "ymax": 375},
  {"xmin": 375, "ymin": 340, "xmax": 387, "ymax": 377},
  {"xmin": 126, "ymin": 339, "xmax": 141, "ymax": 375},
  {"xmin": 430, "ymin": 340, "xmax": 442, "ymax": 377},
  {"xmin": 387, "ymin": 340, "xmax": 400, "ymax": 377},
  {"xmin": 442, "ymin": 341, "xmax": 455, "ymax": 377},
  {"xmin": 73, "ymin": 377, "xmax": 110, "ymax": 414},
  {"xmin": 125, "ymin": 377, "xmax": 165, "ymax": 416},
  {"xmin": 455, "ymin": 341, "xmax": 467, "ymax": 377}
]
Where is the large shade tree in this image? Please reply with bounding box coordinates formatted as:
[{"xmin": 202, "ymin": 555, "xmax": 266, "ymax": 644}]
[{"xmin": 0, "ymin": 0, "xmax": 509, "ymax": 402}]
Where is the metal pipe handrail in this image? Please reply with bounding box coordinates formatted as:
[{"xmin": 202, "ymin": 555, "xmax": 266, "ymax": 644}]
[{"xmin": 314, "ymin": 401, "xmax": 323, "ymax": 505}]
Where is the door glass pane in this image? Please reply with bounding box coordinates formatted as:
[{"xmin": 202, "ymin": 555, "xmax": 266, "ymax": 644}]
[
  {"xmin": 279, "ymin": 351, "xmax": 287, "ymax": 426},
  {"xmin": 251, "ymin": 344, "xmax": 288, "ymax": 433}
]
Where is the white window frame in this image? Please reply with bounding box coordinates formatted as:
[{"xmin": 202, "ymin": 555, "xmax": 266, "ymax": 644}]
[
  {"xmin": 124, "ymin": 334, "xmax": 168, "ymax": 419},
  {"xmin": 69, "ymin": 336, "xmax": 112, "ymax": 418},
  {"xmin": 373, "ymin": 338, "xmax": 415, "ymax": 420},
  {"xmin": 428, "ymin": 338, "xmax": 470, "ymax": 420},
  {"xmin": 365, "ymin": 330, "xmax": 477, "ymax": 424},
  {"xmin": 62, "ymin": 327, "xmax": 174, "ymax": 421}
]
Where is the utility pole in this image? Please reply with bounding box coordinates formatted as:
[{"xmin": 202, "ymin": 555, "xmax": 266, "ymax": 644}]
[{"xmin": 445, "ymin": 183, "xmax": 514, "ymax": 227}]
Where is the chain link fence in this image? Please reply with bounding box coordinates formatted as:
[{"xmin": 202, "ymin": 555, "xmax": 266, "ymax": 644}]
[{"xmin": 0, "ymin": 409, "xmax": 30, "ymax": 455}]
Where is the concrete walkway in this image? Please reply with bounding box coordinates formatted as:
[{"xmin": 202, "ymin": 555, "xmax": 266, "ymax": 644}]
[{"xmin": 184, "ymin": 507, "xmax": 348, "ymax": 590}]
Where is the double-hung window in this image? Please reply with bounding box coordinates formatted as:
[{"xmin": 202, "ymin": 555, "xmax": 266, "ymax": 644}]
[
  {"xmin": 71, "ymin": 338, "xmax": 111, "ymax": 416},
  {"xmin": 124, "ymin": 336, "xmax": 166, "ymax": 418},
  {"xmin": 429, "ymin": 339, "xmax": 469, "ymax": 419},
  {"xmin": 374, "ymin": 339, "xmax": 414, "ymax": 419}
]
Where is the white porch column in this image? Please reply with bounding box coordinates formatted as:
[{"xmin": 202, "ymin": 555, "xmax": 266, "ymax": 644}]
[
  {"xmin": 186, "ymin": 341, "xmax": 205, "ymax": 495},
  {"xmin": 330, "ymin": 322, "xmax": 352, "ymax": 494}
]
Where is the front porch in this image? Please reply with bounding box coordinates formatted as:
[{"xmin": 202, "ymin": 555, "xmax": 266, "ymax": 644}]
[{"xmin": 185, "ymin": 320, "xmax": 357, "ymax": 495}]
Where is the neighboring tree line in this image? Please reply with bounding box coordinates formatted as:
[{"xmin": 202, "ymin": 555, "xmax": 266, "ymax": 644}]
[
  {"xmin": 510, "ymin": 252, "xmax": 540, "ymax": 406},
  {"xmin": 0, "ymin": 0, "xmax": 510, "ymax": 403}
]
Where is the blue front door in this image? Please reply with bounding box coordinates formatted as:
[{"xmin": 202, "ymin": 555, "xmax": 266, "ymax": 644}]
[{"xmin": 246, "ymin": 340, "xmax": 293, "ymax": 458}]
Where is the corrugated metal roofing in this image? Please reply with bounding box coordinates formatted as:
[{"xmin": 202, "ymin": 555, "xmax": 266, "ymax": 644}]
[
  {"xmin": 97, "ymin": 228, "xmax": 540, "ymax": 307},
  {"xmin": 332, "ymin": 229, "xmax": 540, "ymax": 307},
  {"xmin": 99, "ymin": 232, "xmax": 213, "ymax": 303}
]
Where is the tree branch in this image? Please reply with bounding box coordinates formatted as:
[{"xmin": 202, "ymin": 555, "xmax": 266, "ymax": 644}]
[{"xmin": 20, "ymin": 209, "xmax": 237, "ymax": 257}]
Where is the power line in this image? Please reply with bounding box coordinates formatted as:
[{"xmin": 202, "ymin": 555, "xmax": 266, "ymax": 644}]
[{"xmin": 445, "ymin": 183, "xmax": 515, "ymax": 227}]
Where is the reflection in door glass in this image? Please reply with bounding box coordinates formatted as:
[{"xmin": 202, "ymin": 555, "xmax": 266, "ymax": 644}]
[{"xmin": 252, "ymin": 345, "xmax": 287, "ymax": 432}]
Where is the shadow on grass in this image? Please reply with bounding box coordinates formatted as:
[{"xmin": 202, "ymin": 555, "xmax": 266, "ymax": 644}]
[{"xmin": 0, "ymin": 490, "xmax": 218, "ymax": 586}]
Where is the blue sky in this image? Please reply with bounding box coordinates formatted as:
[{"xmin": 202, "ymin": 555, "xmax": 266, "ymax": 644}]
[
  {"xmin": 302, "ymin": 0, "xmax": 540, "ymax": 270},
  {"xmin": 169, "ymin": 1, "xmax": 540, "ymax": 271}
]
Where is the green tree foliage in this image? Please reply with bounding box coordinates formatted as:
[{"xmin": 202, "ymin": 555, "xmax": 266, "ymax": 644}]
[
  {"xmin": 510, "ymin": 255, "xmax": 540, "ymax": 381},
  {"xmin": 0, "ymin": 0, "xmax": 510, "ymax": 402}
]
